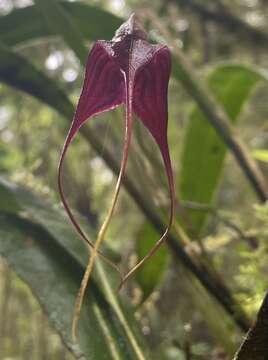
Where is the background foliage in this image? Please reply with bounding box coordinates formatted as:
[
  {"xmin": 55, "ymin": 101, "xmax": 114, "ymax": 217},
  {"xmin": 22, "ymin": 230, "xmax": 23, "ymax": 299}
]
[{"xmin": 0, "ymin": 0, "xmax": 268, "ymax": 359}]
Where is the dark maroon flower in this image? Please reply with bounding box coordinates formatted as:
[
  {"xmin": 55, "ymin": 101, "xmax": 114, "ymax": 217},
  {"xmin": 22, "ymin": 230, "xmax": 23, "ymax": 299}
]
[{"xmin": 58, "ymin": 14, "xmax": 175, "ymax": 339}]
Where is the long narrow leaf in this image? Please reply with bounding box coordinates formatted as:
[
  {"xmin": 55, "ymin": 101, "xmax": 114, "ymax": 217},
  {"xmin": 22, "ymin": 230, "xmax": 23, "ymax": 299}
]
[
  {"xmin": 34, "ymin": 0, "xmax": 88, "ymax": 63},
  {"xmin": 0, "ymin": 2, "xmax": 121, "ymax": 47},
  {"xmin": 180, "ymin": 65, "xmax": 266, "ymax": 237},
  {"xmin": 0, "ymin": 42, "xmax": 73, "ymax": 119},
  {"xmin": 0, "ymin": 178, "xmax": 149, "ymax": 359}
]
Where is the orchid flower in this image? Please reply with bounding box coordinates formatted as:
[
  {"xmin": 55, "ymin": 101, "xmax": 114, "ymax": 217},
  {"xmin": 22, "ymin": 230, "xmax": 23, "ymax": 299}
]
[{"xmin": 58, "ymin": 13, "xmax": 175, "ymax": 340}]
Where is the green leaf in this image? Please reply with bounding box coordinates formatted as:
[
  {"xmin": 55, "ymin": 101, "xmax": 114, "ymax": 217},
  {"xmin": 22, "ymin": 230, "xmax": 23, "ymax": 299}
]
[
  {"xmin": 0, "ymin": 178, "xmax": 21, "ymax": 212},
  {"xmin": 34, "ymin": 0, "xmax": 88, "ymax": 63},
  {"xmin": 180, "ymin": 64, "xmax": 266, "ymax": 237},
  {"xmin": 136, "ymin": 222, "xmax": 169, "ymax": 301},
  {"xmin": 0, "ymin": 214, "xmax": 118, "ymax": 360},
  {"xmin": 0, "ymin": 178, "xmax": 150, "ymax": 360},
  {"xmin": 0, "ymin": 2, "xmax": 121, "ymax": 47},
  {"xmin": 0, "ymin": 42, "xmax": 73, "ymax": 119},
  {"xmin": 252, "ymin": 149, "xmax": 268, "ymax": 163}
]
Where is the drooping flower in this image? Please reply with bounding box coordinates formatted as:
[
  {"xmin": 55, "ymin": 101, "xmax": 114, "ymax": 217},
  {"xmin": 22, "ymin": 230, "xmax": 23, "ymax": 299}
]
[{"xmin": 58, "ymin": 13, "xmax": 175, "ymax": 339}]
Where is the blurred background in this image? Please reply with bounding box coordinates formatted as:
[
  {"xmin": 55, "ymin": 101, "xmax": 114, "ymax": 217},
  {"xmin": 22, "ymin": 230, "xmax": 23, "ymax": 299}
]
[{"xmin": 0, "ymin": 0, "xmax": 268, "ymax": 359}]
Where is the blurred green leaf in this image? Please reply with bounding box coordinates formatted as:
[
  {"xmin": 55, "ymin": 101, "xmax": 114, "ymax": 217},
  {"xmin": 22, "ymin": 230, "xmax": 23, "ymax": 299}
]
[
  {"xmin": 0, "ymin": 178, "xmax": 150, "ymax": 360},
  {"xmin": 136, "ymin": 222, "xmax": 169, "ymax": 301},
  {"xmin": 0, "ymin": 42, "xmax": 73, "ymax": 119},
  {"xmin": 0, "ymin": 178, "xmax": 21, "ymax": 212},
  {"xmin": 34, "ymin": 0, "xmax": 88, "ymax": 63},
  {"xmin": 0, "ymin": 214, "xmax": 120, "ymax": 360},
  {"xmin": 0, "ymin": 2, "xmax": 121, "ymax": 47},
  {"xmin": 252, "ymin": 149, "xmax": 268, "ymax": 163},
  {"xmin": 180, "ymin": 64, "xmax": 266, "ymax": 237}
]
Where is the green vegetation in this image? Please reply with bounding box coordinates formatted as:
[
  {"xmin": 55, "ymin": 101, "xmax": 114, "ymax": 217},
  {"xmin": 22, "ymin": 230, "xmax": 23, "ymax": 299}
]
[{"xmin": 0, "ymin": 1, "xmax": 267, "ymax": 359}]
